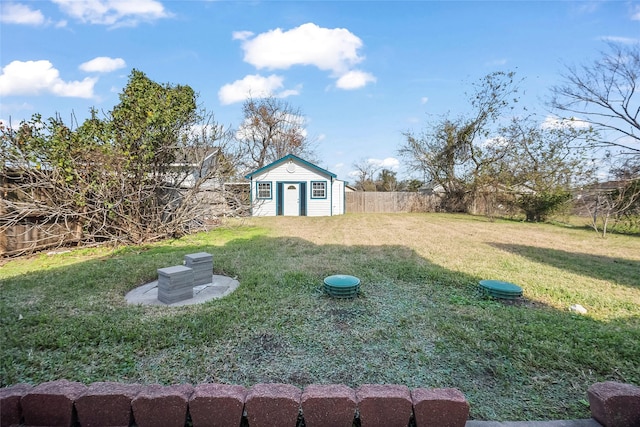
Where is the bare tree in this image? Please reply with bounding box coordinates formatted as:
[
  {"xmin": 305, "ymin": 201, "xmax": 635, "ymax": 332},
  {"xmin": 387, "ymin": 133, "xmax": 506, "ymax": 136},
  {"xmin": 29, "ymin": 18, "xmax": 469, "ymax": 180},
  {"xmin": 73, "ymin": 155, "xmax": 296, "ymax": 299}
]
[
  {"xmin": 400, "ymin": 71, "xmax": 520, "ymax": 212},
  {"xmin": 376, "ymin": 169, "xmax": 399, "ymax": 191},
  {"xmin": 550, "ymin": 42, "xmax": 640, "ymax": 155},
  {"xmin": 578, "ymin": 157, "xmax": 640, "ymax": 237},
  {"xmin": 235, "ymin": 96, "xmax": 316, "ymax": 172},
  {"xmin": 351, "ymin": 159, "xmax": 381, "ymax": 191}
]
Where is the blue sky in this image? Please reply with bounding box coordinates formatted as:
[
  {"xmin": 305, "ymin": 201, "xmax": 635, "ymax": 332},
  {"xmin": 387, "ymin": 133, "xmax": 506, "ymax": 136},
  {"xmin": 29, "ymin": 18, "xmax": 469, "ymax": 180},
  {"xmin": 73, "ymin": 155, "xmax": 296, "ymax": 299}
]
[{"xmin": 1, "ymin": 1, "xmax": 639, "ymax": 181}]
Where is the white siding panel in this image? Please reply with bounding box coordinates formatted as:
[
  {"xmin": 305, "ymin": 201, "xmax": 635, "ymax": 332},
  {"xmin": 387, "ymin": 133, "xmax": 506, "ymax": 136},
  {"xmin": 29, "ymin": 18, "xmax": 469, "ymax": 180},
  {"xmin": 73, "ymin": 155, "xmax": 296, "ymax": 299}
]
[
  {"xmin": 252, "ymin": 197, "xmax": 276, "ymax": 216},
  {"xmin": 332, "ymin": 180, "xmax": 345, "ymax": 215}
]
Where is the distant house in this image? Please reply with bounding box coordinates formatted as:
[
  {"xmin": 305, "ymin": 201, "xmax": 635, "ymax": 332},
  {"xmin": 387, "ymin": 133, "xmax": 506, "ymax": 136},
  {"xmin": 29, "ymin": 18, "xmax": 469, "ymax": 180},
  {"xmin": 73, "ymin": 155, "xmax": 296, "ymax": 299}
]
[{"xmin": 244, "ymin": 154, "xmax": 346, "ymax": 216}]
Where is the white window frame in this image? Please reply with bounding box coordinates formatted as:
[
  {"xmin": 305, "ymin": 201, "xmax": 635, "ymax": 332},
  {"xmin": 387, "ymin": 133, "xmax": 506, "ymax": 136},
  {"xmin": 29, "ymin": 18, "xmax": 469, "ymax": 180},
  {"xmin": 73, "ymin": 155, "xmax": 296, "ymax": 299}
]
[
  {"xmin": 311, "ymin": 181, "xmax": 327, "ymax": 199},
  {"xmin": 257, "ymin": 182, "xmax": 272, "ymax": 199}
]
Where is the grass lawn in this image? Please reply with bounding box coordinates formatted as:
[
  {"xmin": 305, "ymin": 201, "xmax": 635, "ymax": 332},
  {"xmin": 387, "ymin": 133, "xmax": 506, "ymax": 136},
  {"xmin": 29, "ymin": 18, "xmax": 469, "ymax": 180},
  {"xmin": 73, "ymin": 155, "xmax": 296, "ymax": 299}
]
[{"xmin": 1, "ymin": 213, "xmax": 639, "ymax": 421}]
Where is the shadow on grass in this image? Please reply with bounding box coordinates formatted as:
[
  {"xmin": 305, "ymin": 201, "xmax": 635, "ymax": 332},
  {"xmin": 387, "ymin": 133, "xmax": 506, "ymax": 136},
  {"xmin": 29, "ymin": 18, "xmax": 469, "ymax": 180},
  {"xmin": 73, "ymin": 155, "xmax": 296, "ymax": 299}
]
[
  {"xmin": 1, "ymin": 231, "xmax": 639, "ymax": 421},
  {"xmin": 489, "ymin": 243, "xmax": 640, "ymax": 289}
]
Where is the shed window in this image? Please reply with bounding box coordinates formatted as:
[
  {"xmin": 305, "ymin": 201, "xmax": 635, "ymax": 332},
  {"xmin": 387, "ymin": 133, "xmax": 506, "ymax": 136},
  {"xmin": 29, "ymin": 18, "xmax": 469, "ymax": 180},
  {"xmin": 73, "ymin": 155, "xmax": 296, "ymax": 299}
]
[
  {"xmin": 311, "ymin": 181, "xmax": 327, "ymax": 199},
  {"xmin": 257, "ymin": 182, "xmax": 272, "ymax": 199}
]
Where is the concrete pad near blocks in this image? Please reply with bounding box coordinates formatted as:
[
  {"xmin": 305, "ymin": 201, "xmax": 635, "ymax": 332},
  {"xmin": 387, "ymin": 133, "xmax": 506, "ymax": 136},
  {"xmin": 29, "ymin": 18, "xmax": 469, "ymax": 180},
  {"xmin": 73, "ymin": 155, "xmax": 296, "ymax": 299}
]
[{"xmin": 125, "ymin": 275, "xmax": 239, "ymax": 306}]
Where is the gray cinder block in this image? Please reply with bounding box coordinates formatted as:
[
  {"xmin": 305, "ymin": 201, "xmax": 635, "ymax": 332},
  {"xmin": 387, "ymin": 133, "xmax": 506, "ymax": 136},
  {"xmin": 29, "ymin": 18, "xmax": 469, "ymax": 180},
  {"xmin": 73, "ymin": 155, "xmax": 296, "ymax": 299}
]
[
  {"xmin": 184, "ymin": 253, "xmax": 213, "ymax": 286},
  {"xmin": 158, "ymin": 266, "xmax": 194, "ymax": 304}
]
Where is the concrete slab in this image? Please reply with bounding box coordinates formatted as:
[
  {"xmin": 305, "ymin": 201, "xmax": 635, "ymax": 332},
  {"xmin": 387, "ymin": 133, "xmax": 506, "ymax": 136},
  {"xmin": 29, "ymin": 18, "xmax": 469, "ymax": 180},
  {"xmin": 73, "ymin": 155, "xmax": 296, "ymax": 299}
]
[
  {"xmin": 465, "ymin": 419, "xmax": 602, "ymax": 427},
  {"xmin": 125, "ymin": 275, "xmax": 239, "ymax": 306}
]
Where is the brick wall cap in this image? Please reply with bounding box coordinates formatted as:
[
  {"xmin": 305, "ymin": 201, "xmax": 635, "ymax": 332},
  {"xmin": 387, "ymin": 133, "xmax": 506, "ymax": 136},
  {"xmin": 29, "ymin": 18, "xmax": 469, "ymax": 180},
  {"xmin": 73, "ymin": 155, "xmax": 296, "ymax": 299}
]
[
  {"xmin": 588, "ymin": 381, "xmax": 640, "ymax": 399},
  {"xmin": 80, "ymin": 382, "xmax": 142, "ymax": 398},
  {"xmin": 27, "ymin": 379, "xmax": 87, "ymax": 400},
  {"xmin": 247, "ymin": 383, "xmax": 302, "ymax": 401},
  {"xmin": 0, "ymin": 383, "xmax": 33, "ymax": 398},
  {"xmin": 302, "ymin": 384, "xmax": 356, "ymax": 403},
  {"xmin": 356, "ymin": 384, "xmax": 411, "ymax": 401},
  {"xmin": 411, "ymin": 387, "xmax": 467, "ymax": 404},
  {"xmin": 192, "ymin": 383, "xmax": 247, "ymax": 399},
  {"xmin": 135, "ymin": 383, "xmax": 193, "ymax": 400}
]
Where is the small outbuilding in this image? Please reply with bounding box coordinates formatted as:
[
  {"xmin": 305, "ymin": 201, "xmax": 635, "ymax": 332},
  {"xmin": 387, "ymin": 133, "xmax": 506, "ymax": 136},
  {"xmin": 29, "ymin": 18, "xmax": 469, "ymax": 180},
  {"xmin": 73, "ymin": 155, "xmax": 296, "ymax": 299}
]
[{"xmin": 244, "ymin": 154, "xmax": 346, "ymax": 216}]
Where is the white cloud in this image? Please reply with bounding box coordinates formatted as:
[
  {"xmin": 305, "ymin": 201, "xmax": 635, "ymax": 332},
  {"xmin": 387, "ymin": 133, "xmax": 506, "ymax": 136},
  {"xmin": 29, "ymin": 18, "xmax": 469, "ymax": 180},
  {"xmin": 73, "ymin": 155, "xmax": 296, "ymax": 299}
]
[
  {"xmin": 0, "ymin": 60, "xmax": 96, "ymax": 98},
  {"xmin": 599, "ymin": 36, "xmax": 640, "ymax": 44},
  {"xmin": 0, "ymin": 3, "xmax": 45, "ymax": 25},
  {"xmin": 239, "ymin": 23, "xmax": 364, "ymax": 73},
  {"xmin": 368, "ymin": 157, "xmax": 400, "ymax": 171},
  {"xmin": 335, "ymin": 70, "xmax": 376, "ymax": 90},
  {"xmin": 232, "ymin": 30, "xmax": 253, "ymax": 41},
  {"xmin": 218, "ymin": 74, "xmax": 299, "ymax": 105},
  {"xmin": 347, "ymin": 170, "xmax": 360, "ymax": 179},
  {"xmin": 79, "ymin": 57, "xmax": 126, "ymax": 73},
  {"xmin": 420, "ymin": 97, "xmax": 429, "ymax": 104},
  {"xmin": 235, "ymin": 22, "xmax": 376, "ymax": 90},
  {"xmin": 52, "ymin": 0, "xmax": 170, "ymax": 27},
  {"xmin": 541, "ymin": 115, "xmax": 591, "ymax": 130},
  {"xmin": 632, "ymin": 5, "xmax": 640, "ymax": 21}
]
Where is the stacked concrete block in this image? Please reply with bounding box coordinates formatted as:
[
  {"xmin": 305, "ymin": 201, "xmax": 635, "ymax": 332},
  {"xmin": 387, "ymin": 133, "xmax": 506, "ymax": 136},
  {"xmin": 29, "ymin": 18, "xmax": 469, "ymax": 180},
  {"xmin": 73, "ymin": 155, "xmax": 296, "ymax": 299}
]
[
  {"xmin": 157, "ymin": 266, "xmax": 194, "ymax": 304},
  {"xmin": 184, "ymin": 252, "xmax": 213, "ymax": 286}
]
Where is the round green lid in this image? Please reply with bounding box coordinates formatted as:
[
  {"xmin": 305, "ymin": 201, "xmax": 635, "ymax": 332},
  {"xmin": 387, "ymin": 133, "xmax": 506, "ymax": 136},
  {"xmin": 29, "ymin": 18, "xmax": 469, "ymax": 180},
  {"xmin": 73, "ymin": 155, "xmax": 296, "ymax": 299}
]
[
  {"xmin": 324, "ymin": 275, "xmax": 361, "ymax": 287},
  {"xmin": 479, "ymin": 280, "xmax": 522, "ymax": 294}
]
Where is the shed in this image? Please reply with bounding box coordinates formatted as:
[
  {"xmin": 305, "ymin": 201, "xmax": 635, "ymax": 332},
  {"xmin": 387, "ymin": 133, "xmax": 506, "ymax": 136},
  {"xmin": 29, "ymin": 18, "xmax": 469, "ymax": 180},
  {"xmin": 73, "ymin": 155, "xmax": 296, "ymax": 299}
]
[{"xmin": 244, "ymin": 154, "xmax": 346, "ymax": 216}]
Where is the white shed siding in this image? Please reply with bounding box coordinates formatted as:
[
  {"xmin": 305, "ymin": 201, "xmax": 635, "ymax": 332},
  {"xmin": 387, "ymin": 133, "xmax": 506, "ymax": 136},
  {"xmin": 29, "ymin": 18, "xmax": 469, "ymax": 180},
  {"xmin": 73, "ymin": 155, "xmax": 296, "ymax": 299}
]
[
  {"xmin": 247, "ymin": 155, "xmax": 345, "ymax": 217},
  {"xmin": 332, "ymin": 180, "xmax": 345, "ymax": 215}
]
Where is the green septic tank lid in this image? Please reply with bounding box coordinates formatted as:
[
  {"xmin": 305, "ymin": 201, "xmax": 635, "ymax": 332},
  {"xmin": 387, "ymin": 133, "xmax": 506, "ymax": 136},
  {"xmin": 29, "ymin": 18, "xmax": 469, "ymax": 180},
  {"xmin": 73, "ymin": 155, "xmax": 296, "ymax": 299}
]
[
  {"xmin": 324, "ymin": 275, "xmax": 361, "ymax": 287},
  {"xmin": 479, "ymin": 280, "xmax": 523, "ymax": 298}
]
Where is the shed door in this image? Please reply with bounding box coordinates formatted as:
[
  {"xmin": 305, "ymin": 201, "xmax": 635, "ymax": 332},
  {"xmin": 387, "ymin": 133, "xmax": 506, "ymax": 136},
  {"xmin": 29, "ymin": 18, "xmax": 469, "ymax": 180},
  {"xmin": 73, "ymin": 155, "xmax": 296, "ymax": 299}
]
[{"xmin": 283, "ymin": 184, "xmax": 299, "ymax": 216}]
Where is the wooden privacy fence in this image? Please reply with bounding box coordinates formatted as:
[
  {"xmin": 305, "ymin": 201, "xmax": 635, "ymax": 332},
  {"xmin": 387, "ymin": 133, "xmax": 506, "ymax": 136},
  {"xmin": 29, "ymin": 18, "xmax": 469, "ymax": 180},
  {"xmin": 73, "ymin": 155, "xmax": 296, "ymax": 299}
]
[
  {"xmin": 0, "ymin": 220, "xmax": 83, "ymax": 257},
  {"xmin": 346, "ymin": 192, "xmax": 440, "ymax": 213}
]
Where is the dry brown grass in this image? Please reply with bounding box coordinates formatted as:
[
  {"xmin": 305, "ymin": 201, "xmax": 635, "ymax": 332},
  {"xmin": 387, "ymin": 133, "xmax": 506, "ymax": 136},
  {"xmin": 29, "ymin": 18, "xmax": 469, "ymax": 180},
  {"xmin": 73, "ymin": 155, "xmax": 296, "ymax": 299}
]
[{"xmin": 249, "ymin": 213, "xmax": 640, "ymax": 318}]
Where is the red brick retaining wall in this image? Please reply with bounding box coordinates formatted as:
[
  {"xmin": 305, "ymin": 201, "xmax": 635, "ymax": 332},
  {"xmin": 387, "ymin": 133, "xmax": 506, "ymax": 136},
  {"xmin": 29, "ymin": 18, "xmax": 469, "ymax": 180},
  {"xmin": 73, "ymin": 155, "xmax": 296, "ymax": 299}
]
[{"xmin": 1, "ymin": 380, "xmax": 638, "ymax": 427}]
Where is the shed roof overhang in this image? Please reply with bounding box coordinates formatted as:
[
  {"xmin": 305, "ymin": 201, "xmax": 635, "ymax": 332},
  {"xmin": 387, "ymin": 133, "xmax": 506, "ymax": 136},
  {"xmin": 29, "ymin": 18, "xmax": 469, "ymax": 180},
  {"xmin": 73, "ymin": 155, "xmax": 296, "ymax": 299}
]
[{"xmin": 244, "ymin": 154, "xmax": 337, "ymax": 180}]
